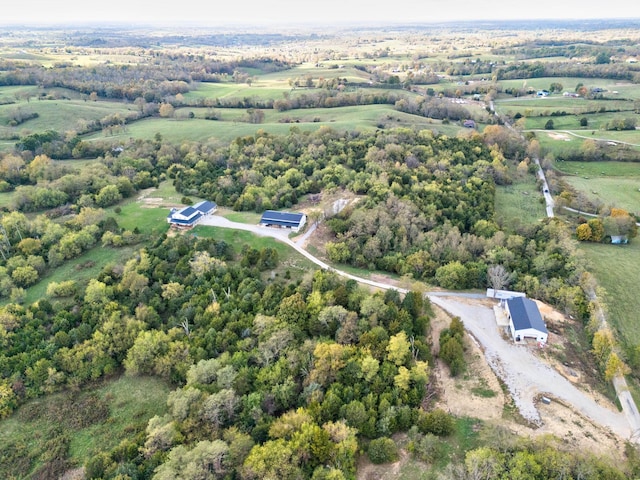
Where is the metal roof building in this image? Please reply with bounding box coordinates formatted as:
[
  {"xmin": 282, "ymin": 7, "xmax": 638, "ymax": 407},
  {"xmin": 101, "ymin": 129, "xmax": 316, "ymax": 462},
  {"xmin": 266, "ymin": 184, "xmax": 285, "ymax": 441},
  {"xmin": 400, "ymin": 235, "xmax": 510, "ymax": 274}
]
[
  {"xmin": 505, "ymin": 296, "xmax": 548, "ymax": 344},
  {"xmin": 259, "ymin": 210, "xmax": 307, "ymax": 232},
  {"xmin": 167, "ymin": 201, "xmax": 217, "ymax": 229}
]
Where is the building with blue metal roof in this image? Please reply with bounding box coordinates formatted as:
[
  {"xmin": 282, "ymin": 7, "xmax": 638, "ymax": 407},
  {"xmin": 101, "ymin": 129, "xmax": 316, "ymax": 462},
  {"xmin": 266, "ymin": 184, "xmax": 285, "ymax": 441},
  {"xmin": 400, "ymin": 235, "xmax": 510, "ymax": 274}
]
[
  {"xmin": 167, "ymin": 201, "xmax": 217, "ymax": 229},
  {"xmin": 259, "ymin": 210, "xmax": 307, "ymax": 232},
  {"xmin": 505, "ymin": 296, "xmax": 548, "ymax": 344}
]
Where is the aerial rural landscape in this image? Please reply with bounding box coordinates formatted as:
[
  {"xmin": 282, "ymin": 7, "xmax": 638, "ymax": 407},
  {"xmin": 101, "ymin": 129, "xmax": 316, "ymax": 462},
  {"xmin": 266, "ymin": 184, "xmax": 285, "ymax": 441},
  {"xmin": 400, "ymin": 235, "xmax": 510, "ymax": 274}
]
[{"xmin": 1, "ymin": 3, "xmax": 640, "ymax": 479}]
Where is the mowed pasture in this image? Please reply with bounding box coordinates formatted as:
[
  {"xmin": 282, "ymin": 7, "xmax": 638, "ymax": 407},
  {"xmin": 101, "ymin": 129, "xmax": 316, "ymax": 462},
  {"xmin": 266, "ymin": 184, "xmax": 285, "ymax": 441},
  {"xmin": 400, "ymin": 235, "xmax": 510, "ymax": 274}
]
[
  {"xmin": 579, "ymin": 241, "xmax": 640, "ymax": 349},
  {"xmin": 553, "ymin": 160, "xmax": 640, "ymax": 215},
  {"xmin": 496, "ymin": 77, "xmax": 632, "ymax": 95},
  {"xmin": 0, "ymin": 96, "xmax": 139, "ymax": 146},
  {"xmin": 83, "ymin": 104, "xmax": 454, "ymax": 144},
  {"xmin": 535, "ymin": 129, "xmax": 640, "ymax": 159}
]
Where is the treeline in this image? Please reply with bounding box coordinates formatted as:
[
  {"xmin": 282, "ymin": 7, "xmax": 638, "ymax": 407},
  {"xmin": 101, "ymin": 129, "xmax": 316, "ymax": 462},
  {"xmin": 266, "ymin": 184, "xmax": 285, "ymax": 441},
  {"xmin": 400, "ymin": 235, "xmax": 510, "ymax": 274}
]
[
  {"xmin": 0, "ymin": 56, "xmax": 291, "ymax": 102},
  {"xmin": 0, "ymin": 148, "xmax": 162, "ymax": 212},
  {"xmin": 495, "ymin": 61, "xmax": 638, "ymax": 81}
]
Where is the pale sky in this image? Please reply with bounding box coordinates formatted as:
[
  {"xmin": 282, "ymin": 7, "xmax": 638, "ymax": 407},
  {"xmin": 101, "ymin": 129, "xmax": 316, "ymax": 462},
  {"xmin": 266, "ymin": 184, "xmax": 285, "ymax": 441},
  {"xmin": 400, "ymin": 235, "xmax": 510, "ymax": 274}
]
[{"xmin": 3, "ymin": 0, "xmax": 640, "ymax": 26}]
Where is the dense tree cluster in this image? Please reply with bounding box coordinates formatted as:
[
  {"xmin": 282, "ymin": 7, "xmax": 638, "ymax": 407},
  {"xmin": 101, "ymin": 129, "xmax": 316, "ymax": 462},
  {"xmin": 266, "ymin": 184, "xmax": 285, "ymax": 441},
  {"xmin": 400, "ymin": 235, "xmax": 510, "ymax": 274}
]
[
  {"xmin": 495, "ymin": 60, "xmax": 637, "ymax": 81},
  {"xmin": 0, "ymin": 233, "xmax": 438, "ymax": 478},
  {"xmin": 0, "ymin": 55, "xmax": 291, "ymax": 102}
]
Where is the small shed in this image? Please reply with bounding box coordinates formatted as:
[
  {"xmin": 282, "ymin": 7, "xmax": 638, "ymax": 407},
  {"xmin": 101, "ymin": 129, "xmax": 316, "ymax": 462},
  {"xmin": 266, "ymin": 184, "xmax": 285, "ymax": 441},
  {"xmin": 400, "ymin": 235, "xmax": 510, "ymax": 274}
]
[
  {"xmin": 505, "ymin": 297, "xmax": 548, "ymax": 344},
  {"xmin": 611, "ymin": 235, "xmax": 629, "ymax": 245},
  {"xmin": 260, "ymin": 210, "xmax": 307, "ymax": 232}
]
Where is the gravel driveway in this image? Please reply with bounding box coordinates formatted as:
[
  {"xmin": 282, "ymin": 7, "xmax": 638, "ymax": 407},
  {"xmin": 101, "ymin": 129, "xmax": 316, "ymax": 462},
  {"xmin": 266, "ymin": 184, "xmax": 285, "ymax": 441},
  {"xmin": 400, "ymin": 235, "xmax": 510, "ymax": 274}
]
[
  {"xmin": 198, "ymin": 214, "xmax": 633, "ymax": 441},
  {"xmin": 429, "ymin": 296, "xmax": 631, "ymax": 439}
]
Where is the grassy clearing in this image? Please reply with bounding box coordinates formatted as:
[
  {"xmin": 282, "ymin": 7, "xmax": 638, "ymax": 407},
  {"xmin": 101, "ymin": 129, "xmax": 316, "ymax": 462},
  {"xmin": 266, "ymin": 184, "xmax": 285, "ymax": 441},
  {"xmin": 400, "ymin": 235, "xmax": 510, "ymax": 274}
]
[
  {"xmin": 192, "ymin": 225, "xmax": 317, "ymax": 279},
  {"xmin": 108, "ymin": 201, "xmax": 171, "ymax": 236},
  {"xmin": 8, "ymin": 244, "xmax": 139, "ymax": 307},
  {"xmin": 494, "ymin": 174, "xmax": 547, "ymax": 228},
  {"xmin": 550, "ymin": 159, "xmax": 640, "ymax": 214},
  {"xmin": 82, "ymin": 105, "xmax": 448, "ymax": 144},
  {"xmin": 562, "ymin": 176, "xmax": 640, "ymax": 215},
  {"xmin": 579, "ymin": 241, "xmax": 640, "ymax": 349},
  {"xmin": 0, "ymin": 190, "xmax": 17, "ymax": 209},
  {"xmin": 0, "ymin": 98, "xmax": 136, "ymax": 137},
  {"xmin": 552, "ymin": 160, "xmax": 640, "ymax": 177},
  {"xmin": 0, "ymin": 375, "xmax": 170, "ymax": 478}
]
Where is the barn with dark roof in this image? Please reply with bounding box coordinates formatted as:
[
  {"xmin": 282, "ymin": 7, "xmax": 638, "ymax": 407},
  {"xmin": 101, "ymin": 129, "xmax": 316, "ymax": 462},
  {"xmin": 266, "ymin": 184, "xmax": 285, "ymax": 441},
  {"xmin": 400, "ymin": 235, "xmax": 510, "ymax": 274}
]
[
  {"xmin": 505, "ymin": 296, "xmax": 548, "ymax": 344},
  {"xmin": 259, "ymin": 210, "xmax": 307, "ymax": 232},
  {"xmin": 167, "ymin": 200, "xmax": 217, "ymax": 229}
]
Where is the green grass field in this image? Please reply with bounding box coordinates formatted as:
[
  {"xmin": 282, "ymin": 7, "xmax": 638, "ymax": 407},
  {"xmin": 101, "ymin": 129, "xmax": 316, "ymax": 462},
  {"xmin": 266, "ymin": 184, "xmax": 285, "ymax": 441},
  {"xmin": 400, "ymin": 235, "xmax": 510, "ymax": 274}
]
[
  {"xmin": 83, "ymin": 105, "xmax": 451, "ymax": 144},
  {"xmin": 108, "ymin": 202, "xmax": 171, "ymax": 235},
  {"xmin": 562, "ymin": 176, "xmax": 640, "ymax": 215},
  {"xmin": 579, "ymin": 241, "xmax": 640, "ymax": 349},
  {"xmin": 0, "ymin": 375, "xmax": 170, "ymax": 478},
  {"xmin": 535, "ymin": 130, "xmax": 640, "ymax": 160},
  {"xmin": 494, "ymin": 175, "xmax": 547, "ymax": 229},
  {"xmin": 0, "ymin": 98, "xmax": 137, "ymax": 138},
  {"xmin": 192, "ymin": 225, "xmax": 316, "ymax": 279},
  {"xmin": 549, "ymin": 160, "xmax": 640, "ymax": 214}
]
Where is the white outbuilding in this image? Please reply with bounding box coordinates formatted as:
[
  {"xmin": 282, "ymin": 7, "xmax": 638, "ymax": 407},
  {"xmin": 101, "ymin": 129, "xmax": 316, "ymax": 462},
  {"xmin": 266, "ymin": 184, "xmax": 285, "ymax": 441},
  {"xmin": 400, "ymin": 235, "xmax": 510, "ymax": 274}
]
[{"xmin": 505, "ymin": 297, "xmax": 548, "ymax": 344}]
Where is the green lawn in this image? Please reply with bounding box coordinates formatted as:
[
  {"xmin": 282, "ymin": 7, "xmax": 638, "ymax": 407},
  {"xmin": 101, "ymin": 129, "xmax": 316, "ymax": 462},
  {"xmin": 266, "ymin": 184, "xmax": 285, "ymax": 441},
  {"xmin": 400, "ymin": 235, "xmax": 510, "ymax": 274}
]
[
  {"xmin": 192, "ymin": 225, "xmax": 316, "ymax": 279},
  {"xmin": 82, "ymin": 105, "xmax": 451, "ymax": 144},
  {"xmin": 108, "ymin": 202, "xmax": 171, "ymax": 236},
  {"xmin": 220, "ymin": 210, "xmax": 262, "ymax": 224},
  {"xmin": 495, "ymin": 175, "xmax": 547, "ymax": 229},
  {"xmin": 0, "ymin": 375, "xmax": 170, "ymax": 478},
  {"xmin": 579, "ymin": 241, "xmax": 640, "ymax": 349}
]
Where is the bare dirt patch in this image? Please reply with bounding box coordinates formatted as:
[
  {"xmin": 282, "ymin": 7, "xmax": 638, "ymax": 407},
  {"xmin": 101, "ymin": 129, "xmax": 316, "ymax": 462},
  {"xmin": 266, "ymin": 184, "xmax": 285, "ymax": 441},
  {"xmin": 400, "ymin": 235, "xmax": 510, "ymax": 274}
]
[
  {"xmin": 547, "ymin": 132, "xmax": 571, "ymax": 141},
  {"xmin": 430, "ymin": 300, "xmax": 625, "ymax": 460},
  {"xmin": 430, "ymin": 306, "xmax": 505, "ymax": 422}
]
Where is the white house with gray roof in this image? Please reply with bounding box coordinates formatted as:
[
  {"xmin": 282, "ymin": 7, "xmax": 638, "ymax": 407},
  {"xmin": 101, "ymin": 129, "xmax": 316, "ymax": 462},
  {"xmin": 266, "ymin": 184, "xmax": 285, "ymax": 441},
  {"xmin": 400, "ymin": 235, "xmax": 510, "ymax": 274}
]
[{"xmin": 505, "ymin": 296, "xmax": 548, "ymax": 344}]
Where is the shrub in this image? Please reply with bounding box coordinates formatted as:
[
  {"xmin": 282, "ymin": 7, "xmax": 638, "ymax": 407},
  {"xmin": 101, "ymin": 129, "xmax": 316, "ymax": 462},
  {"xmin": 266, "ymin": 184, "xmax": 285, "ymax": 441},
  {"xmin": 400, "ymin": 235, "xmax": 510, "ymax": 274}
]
[
  {"xmin": 418, "ymin": 409, "xmax": 455, "ymax": 436},
  {"xmin": 367, "ymin": 437, "xmax": 399, "ymax": 464}
]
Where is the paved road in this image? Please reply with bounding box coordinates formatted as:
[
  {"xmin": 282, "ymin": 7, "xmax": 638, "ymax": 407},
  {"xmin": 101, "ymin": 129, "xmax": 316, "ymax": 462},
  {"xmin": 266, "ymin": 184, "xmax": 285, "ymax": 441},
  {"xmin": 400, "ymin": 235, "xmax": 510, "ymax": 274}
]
[{"xmin": 534, "ymin": 157, "xmax": 555, "ymax": 218}]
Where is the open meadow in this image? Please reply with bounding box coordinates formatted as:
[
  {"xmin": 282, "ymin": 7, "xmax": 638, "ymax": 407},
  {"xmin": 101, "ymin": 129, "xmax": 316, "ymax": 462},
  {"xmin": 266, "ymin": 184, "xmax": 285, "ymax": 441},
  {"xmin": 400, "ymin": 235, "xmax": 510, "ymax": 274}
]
[
  {"xmin": 0, "ymin": 376, "xmax": 170, "ymax": 479},
  {"xmin": 579, "ymin": 241, "xmax": 640, "ymax": 350}
]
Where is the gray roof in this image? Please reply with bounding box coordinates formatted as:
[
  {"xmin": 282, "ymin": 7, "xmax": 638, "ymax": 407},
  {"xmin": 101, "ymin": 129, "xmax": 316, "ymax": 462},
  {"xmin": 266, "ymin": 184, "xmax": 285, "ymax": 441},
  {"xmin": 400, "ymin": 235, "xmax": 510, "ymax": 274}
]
[
  {"xmin": 260, "ymin": 210, "xmax": 305, "ymax": 227},
  {"xmin": 507, "ymin": 297, "xmax": 548, "ymax": 333},
  {"xmin": 193, "ymin": 200, "xmax": 217, "ymax": 214}
]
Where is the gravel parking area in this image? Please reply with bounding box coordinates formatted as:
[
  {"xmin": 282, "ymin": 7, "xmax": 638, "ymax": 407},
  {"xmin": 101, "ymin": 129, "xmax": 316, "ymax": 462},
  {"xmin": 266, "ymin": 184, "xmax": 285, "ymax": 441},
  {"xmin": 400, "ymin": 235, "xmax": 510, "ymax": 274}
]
[{"xmin": 429, "ymin": 295, "xmax": 631, "ymax": 439}]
